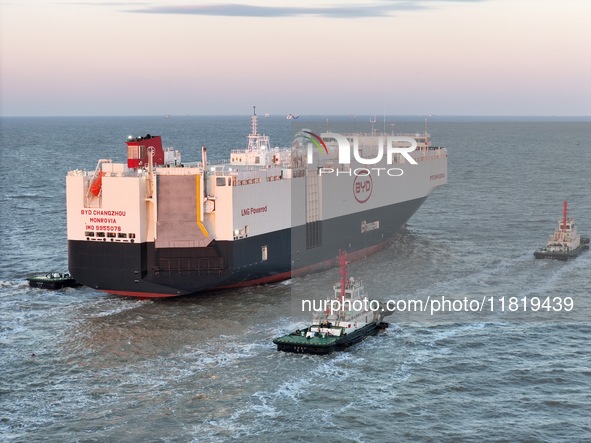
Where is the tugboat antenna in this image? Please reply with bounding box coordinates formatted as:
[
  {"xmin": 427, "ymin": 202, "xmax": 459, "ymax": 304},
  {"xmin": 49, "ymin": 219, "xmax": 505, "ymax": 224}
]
[
  {"xmin": 563, "ymin": 200, "xmax": 568, "ymax": 232},
  {"xmin": 339, "ymin": 251, "xmax": 347, "ymax": 301}
]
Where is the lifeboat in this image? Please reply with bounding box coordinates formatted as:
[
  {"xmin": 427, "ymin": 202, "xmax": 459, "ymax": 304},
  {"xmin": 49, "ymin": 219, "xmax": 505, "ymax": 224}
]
[{"xmin": 89, "ymin": 171, "xmax": 104, "ymax": 197}]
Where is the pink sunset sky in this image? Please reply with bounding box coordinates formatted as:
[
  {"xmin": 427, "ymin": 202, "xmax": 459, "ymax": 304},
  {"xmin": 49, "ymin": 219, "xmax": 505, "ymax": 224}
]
[{"xmin": 0, "ymin": 0, "xmax": 589, "ymax": 116}]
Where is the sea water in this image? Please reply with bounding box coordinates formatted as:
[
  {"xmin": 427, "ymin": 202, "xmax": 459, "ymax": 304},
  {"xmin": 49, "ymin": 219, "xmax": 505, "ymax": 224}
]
[{"xmin": 1, "ymin": 116, "xmax": 590, "ymax": 442}]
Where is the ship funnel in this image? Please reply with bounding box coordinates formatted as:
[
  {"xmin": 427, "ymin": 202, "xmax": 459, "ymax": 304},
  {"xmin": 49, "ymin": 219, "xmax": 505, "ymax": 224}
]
[
  {"xmin": 126, "ymin": 135, "xmax": 164, "ymax": 169},
  {"xmin": 202, "ymin": 146, "xmax": 207, "ymax": 170}
]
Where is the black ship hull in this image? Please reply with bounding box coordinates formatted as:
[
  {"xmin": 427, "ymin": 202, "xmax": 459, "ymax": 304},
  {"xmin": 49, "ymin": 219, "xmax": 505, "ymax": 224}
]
[{"xmin": 68, "ymin": 197, "xmax": 426, "ymax": 297}]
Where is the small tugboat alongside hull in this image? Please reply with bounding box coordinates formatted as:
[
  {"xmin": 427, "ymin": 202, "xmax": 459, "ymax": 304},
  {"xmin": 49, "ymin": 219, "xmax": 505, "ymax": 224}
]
[
  {"xmin": 273, "ymin": 252, "xmax": 390, "ymax": 355},
  {"xmin": 534, "ymin": 200, "xmax": 589, "ymax": 261},
  {"xmin": 27, "ymin": 273, "xmax": 81, "ymax": 290}
]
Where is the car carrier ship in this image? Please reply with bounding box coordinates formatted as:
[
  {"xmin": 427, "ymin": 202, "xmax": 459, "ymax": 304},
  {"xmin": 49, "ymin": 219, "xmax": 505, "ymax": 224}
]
[{"xmin": 66, "ymin": 110, "xmax": 447, "ymax": 298}]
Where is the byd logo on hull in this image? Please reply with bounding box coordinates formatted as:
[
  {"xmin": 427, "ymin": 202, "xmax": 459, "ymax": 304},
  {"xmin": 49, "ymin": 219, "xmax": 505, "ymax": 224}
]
[
  {"xmin": 301, "ymin": 131, "xmax": 418, "ymax": 166},
  {"xmin": 354, "ymin": 175, "xmax": 372, "ymax": 203}
]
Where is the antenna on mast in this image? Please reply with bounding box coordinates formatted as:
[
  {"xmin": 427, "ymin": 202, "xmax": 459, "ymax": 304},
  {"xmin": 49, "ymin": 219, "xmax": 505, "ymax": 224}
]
[
  {"xmin": 251, "ymin": 105, "xmax": 258, "ymax": 136},
  {"xmin": 339, "ymin": 251, "xmax": 348, "ymax": 301}
]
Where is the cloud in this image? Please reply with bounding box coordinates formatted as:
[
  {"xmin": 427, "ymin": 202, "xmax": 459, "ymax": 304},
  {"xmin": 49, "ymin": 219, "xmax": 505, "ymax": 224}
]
[{"xmin": 126, "ymin": 1, "xmax": 487, "ymax": 19}]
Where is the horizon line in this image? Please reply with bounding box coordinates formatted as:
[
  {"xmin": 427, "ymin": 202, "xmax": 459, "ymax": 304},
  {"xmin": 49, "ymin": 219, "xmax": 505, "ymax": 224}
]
[{"xmin": 2, "ymin": 114, "xmax": 590, "ymax": 119}]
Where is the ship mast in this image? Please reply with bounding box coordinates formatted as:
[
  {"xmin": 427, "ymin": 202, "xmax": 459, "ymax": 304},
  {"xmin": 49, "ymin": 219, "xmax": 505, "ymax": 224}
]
[
  {"xmin": 562, "ymin": 200, "xmax": 568, "ymax": 232},
  {"xmin": 251, "ymin": 105, "xmax": 257, "ymax": 136},
  {"xmin": 246, "ymin": 105, "xmax": 270, "ymax": 153},
  {"xmin": 246, "ymin": 105, "xmax": 257, "ymax": 151},
  {"xmin": 370, "ymin": 115, "xmax": 376, "ymax": 136}
]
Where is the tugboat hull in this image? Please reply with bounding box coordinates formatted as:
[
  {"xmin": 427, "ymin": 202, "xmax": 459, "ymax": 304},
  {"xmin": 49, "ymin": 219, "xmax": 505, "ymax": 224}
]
[
  {"xmin": 273, "ymin": 322, "xmax": 389, "ymax": 355},
  {"xmin": 27, "ymin": 273, "xmax": 81, "ymax": 290},
  {"xmin": 534, "ymin": 244, "xmax": 589, "ymax": 261}
]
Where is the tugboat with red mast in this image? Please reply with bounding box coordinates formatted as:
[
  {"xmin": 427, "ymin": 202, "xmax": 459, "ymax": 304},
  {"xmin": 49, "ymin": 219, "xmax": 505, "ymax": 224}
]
[
  {"xmin": 534, "ymin": 200, "xmax": 589, "ymax": 261},
  {"xmin": 273, "ymin": 252, "xmax": 390, "ymax": 354}
]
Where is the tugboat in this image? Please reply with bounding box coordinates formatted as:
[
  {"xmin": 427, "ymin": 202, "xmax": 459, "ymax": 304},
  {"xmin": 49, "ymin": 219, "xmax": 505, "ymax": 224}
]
[
  {"xmin": 26, "ymin": 272, "xmax": 81, "ymax": 290},
  {"xmin": 273, "ymin": 252, "xmax": 390, "ymax": 354},
  {"xmin": 534, "ymin": 200, "xmax": 589, "ymax": 261}
]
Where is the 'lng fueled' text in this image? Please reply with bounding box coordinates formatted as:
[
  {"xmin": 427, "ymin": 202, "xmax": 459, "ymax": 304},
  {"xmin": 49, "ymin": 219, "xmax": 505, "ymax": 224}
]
[{"xmin": 241, "ymin": 205, "xmax": 268, "ymax": 216}]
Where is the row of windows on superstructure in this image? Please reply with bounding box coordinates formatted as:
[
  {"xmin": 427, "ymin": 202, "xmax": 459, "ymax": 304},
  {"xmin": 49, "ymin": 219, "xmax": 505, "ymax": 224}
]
[{"xmin": 215, "ymin": 176, "xmax": 281, "ymax": 187}]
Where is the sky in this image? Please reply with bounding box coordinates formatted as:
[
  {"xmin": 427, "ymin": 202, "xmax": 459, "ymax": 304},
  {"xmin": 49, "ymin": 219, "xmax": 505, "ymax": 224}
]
[{"xmin": 0, "ymin": 0, "xmax": 589, "ymax": 116}]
